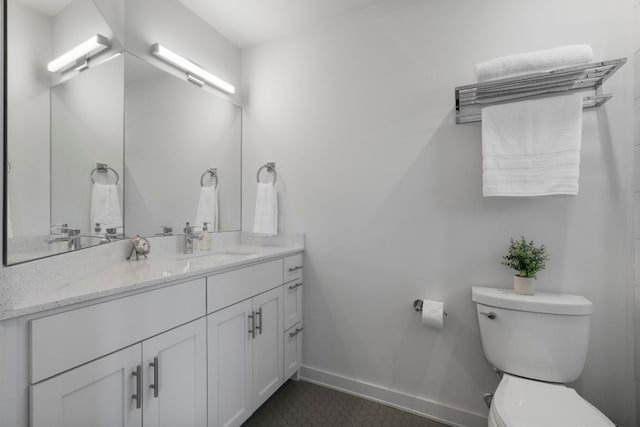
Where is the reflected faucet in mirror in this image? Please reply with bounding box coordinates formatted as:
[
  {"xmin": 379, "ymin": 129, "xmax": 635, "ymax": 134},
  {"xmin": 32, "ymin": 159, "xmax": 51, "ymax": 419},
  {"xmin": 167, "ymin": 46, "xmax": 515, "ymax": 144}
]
[{"xmin": 183, "ymin": 222, "xmax": 204, "ymax": 254}]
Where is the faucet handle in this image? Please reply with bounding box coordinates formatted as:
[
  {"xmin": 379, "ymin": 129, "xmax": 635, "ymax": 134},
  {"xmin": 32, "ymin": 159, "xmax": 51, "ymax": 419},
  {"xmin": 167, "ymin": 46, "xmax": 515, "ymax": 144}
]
[{"xmin": 68, "ymin": 229, "xmax": 80, "ymax": 237}]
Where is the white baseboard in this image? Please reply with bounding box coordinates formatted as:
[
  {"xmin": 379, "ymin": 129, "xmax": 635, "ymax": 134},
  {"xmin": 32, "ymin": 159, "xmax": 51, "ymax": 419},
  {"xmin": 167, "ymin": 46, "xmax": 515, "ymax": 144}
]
[{"xmin": 300, "ymin": 365, "xmax": 487, "ymax": 427}]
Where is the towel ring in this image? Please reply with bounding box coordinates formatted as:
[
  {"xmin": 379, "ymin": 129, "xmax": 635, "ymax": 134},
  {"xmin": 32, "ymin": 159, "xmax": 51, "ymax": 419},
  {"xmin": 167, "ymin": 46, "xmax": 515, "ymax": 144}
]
[
  {"xmin": 201, "ymin": 168, "xmax": 218, "ymax": 187},
  {"xmin": 256, "ymin": 162, "xmax": 277, "ymax": 184},
  {"xmin": 90, "ymin": 163, "xmax": 120, "ymax": 185}
]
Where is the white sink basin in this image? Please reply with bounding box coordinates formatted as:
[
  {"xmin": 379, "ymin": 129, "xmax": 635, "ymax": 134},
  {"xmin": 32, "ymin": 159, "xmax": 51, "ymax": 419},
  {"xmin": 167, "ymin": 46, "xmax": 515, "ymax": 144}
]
[{"xmin": 175, "ymin": 250, "xmax": 256, "ymax": 261}]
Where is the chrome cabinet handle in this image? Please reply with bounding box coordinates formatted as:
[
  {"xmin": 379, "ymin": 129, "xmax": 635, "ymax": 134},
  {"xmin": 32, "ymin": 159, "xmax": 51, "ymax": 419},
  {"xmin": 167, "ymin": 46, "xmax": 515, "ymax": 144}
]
[
  {"xmin": 149, "ymin": 357, "xmax": 159, "ymax": 398},
  {"xmin": 255, "ymin": 308, "xmax": 263, "ymax": 335},
  {"xmin": 288, "ymin": 282, "xmax": 303, "ymax": 290},
  {"xmin": 288, "ymin": 265, "xmax": 303, "ymax": 272},
  {"xmin": 480, "ymin": 311, "xmax": 497, "ymax": 320},
  {"xmin": 248, "ymin": 312, "xmax": 255, "ymax": 339},
  {"xmin": 289, "ymin": 327, "xmax": 303, "ymax": 338},
  {"xmin": 131, "ymin": 365, "xmax": 142, "ymax": 409}
]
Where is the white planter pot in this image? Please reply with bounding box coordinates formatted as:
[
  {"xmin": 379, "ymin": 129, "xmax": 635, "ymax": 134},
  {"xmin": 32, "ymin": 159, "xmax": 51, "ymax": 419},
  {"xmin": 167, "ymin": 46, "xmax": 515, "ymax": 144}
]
[{"xmin": 514, "ymin": 276, "xmax": 535, "ymax": 295}]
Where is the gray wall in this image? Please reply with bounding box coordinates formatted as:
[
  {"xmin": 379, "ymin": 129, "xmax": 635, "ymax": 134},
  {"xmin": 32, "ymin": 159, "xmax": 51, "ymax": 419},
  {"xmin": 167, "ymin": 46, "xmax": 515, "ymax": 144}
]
[{"xmin": 241, "ymin": 0, "xmax": 636, "ymax": 424}]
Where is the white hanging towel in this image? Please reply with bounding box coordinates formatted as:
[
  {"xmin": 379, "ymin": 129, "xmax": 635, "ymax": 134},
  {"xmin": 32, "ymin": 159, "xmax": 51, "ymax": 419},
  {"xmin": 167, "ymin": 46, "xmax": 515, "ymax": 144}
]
[
  {"xmin": 482, "ymin": 94, "xmax": 583, "ymax": 197},
  {"xmin": 195, "ymin": 185, "xmax": 219, "ymax": 232},
  {"xmin": 475, "ymin": 45, "xmax": 593, "ymax": 82},
  {"xmin": 90, "ymin": 183, "xmax": 122, "ymax": 231},
  {"xmin": 253, "ymin": 183, "xmax": 278, "ymax": 236}
]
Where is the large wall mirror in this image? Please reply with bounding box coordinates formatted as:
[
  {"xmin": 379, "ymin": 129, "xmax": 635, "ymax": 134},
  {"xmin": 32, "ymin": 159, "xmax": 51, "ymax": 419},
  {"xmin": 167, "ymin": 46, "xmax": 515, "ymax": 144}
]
[
  {"xmin": 124, "ymin": 53, "xmax": 241, "ymax": 237},
  {"xmin": 4, "ymin": 0, "xmax": 243, "ymax": 265}
]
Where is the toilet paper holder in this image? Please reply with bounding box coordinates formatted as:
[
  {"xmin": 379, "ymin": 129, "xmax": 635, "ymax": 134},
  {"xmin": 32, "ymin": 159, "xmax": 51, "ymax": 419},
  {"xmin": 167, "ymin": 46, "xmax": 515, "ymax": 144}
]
[{"xmin": 413, "ymin": 299, "xmax": 448, "ymax": 316}]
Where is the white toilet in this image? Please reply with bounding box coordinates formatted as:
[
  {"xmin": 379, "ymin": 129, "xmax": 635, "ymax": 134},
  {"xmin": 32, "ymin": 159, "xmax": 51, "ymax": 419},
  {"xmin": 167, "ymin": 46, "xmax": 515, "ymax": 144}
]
[{"xmin": 472, "ymin": 286, "xmax": 614, "ymax": 427}]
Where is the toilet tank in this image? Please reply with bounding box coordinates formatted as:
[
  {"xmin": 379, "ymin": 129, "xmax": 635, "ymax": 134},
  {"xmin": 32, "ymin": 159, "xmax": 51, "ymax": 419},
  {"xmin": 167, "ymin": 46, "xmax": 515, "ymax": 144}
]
[{"xmin": 472, "ymin": 287, "xmax": 593, "ymax": 383}]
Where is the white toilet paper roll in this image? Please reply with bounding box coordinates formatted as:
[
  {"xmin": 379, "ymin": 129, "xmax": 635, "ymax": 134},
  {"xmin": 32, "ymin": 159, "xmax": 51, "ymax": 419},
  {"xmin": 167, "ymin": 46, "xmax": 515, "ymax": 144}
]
[{"xmin": 421, "ymin": 300, "xmax": 444, "ymax": 329}]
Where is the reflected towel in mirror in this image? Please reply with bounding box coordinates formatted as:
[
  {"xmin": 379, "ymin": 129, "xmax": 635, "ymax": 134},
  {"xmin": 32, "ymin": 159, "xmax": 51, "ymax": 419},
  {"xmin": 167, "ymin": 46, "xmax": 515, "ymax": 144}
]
[
  {"xmin": 90, "ymin": 183, "xmax": 122, "ymax": 231},
  {"xmin": 195, "ymin": 186, "xmax": 218, "ymax": 232}
]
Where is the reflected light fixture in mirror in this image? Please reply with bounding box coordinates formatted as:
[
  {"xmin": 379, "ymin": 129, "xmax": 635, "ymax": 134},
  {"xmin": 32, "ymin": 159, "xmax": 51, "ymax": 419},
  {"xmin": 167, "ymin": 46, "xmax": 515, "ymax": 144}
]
[
  {"xmin": 47, "ymin": 34, "xmax": 110, "ymax": 73},
  {"xmin": 150, "ymin": 43, "xmax": 235, "ymax": 94}
]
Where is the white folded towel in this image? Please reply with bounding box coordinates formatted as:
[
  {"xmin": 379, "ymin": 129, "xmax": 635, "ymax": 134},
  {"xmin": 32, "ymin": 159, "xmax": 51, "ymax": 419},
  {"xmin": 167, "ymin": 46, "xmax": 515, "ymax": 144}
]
[
  {"xmin": 253, "ymin": 183, "xmax": 278, "ymax": 236},
  {"xmin": 90, "ymin": 183, "xmax": 122, "ymax": 231},
  {"xmin": 482, "ymin": 94, "xmax": 583, "ymax": 197},
  {"xmin": 195, "ymin": 185, "xmax": 218, "ymax": 232},
  {"xmin": 475, "ymin": 45, "xmax": 593, "ymax": 82}
]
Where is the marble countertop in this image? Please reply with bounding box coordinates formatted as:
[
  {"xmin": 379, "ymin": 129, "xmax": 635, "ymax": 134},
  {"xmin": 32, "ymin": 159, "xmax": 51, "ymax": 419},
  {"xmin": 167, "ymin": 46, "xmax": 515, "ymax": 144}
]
[{"xmin": 0, "ymin": 232, "xmax": 304, "ymax": 320}]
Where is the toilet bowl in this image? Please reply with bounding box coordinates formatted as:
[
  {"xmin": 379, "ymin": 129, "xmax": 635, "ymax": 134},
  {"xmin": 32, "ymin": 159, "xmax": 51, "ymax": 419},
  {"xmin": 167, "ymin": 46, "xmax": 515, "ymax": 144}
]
[
  {"xmin": 472, "ymin": 286, "xmax": 614, "ymax": 427},
  {"xmin": 488, "ymin": 374, "xmax": 613, "ymax": 427}
]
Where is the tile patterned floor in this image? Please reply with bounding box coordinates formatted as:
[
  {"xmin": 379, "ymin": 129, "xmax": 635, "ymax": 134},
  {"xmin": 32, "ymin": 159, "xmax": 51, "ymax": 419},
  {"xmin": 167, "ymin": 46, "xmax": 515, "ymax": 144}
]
[{"xmin": 242, "ymin": 380, "xmax": 451, "ymax": 427}]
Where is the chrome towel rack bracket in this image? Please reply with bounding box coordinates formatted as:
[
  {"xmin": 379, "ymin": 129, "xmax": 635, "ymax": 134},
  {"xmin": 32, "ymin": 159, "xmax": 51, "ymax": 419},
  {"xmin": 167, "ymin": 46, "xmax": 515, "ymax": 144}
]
[
  {"xmin": 90, "ymin": 162, "xmax": 120, "ymax": 185},
  {"xmin": 454, "ymin": 57, "xmax": 627, "ymax": 124}
]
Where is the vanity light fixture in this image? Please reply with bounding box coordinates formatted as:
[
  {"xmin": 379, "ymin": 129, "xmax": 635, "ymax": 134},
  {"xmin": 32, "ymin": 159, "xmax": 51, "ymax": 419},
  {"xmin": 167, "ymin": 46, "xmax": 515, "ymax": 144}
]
[
  {"xmin": 47, "ymin": 34, "xmax": 110, "ymax": 73},
  {"xmin": 150, "ymin": 43, "xmax": 235, "ymax": 94}
]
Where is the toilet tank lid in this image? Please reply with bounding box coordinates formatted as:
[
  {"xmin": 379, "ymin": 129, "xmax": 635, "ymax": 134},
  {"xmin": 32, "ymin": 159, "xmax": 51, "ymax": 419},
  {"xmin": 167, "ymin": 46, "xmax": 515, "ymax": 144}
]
[{"xmin": 472, "ymin": 286, "xmax": 592, "ymax": 315}]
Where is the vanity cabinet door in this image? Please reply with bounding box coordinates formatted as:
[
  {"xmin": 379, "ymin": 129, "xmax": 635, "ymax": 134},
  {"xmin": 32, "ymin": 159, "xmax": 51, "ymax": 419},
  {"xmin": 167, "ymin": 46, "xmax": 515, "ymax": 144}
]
[
  {"xmin": 30, "ymin": 345, "xmax": 142, "ymax": 427},
  {"xmin": 252, "ymin": 286, "xmax": 284, "ymax": 409},
  {"xmin": 143, "ymin": 318, "xmax": 207, "ymax": 427},
  {"xmin": 284, "ymin": 322, "xmax": 303, "ymax": 380},
  {"xmin": 208, "ymin": 299, "xmax": 253, "ymax": 427}
]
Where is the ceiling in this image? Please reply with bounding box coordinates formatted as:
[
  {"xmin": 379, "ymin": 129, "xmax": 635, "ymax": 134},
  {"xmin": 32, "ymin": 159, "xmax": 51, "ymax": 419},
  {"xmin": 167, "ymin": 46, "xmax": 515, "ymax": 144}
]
[
  {"xmin": 17, "ymin": 0, "xmax": 72, "ymax": 16},
  {"xmin": 177, "ymin": 0, "xmax": 389, "ymax": 49}
]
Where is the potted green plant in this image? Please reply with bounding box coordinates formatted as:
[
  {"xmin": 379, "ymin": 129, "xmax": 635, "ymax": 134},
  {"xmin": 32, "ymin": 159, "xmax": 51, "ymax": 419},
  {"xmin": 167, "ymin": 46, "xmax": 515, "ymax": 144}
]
[{"xmin": 501, "ymin": 236, "xmax": 550, "ymax": 295}]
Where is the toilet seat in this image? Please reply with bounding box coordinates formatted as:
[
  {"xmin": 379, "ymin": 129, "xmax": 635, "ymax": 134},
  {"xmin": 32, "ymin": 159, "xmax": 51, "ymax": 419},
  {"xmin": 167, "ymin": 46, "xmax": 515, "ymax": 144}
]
[{"xmin": 489, "ymin": 374, "xmax": 613, "ymax": 427}]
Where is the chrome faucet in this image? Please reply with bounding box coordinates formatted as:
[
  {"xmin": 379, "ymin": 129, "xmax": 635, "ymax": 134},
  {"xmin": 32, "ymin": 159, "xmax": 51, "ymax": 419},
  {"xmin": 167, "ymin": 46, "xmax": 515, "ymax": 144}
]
[{"xmin": 183, "ymin": 222, "xmax": 203, "ymax": 254}]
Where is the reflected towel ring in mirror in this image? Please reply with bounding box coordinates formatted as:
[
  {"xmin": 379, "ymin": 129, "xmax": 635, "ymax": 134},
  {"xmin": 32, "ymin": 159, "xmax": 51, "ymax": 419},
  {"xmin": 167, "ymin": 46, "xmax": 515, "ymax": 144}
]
[
  {"xmin": 90, "ymin": 163, "xmax": 120, "ymax": 185},
  {"xmin": 256, "ymin": 162, "xmax": 277, "ymax": 184},
  {"xmin": 201, "ymin": 168, "xmax": 218, "ymax": 187}
]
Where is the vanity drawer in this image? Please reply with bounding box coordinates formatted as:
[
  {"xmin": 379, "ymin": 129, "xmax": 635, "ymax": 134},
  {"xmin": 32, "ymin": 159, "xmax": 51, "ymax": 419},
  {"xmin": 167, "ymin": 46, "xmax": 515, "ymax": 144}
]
[
  {"xmin": 30, "ymin": 278, "xmax": 206, "ymax": 384},
  {"xmin": 207, "ymin": 259, "xmax": 283, "ymax": 313},
  {"xmin": 284, "ymin": 279, "xmax": 303, "ymax": 330},
  {"xmin": 283, "ymin": 254, "xmax": 303, "ymax": 282}
]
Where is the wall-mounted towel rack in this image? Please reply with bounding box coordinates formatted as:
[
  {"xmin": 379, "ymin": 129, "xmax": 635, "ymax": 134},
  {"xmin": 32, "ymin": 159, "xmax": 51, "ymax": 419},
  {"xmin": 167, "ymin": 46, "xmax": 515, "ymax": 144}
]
[
  {"xmin": 201, "ymin": 168, "xmax": 218, "ymax": 187},
  {"xmin": 257, "ymin": 162, "xmax": 277, "ymax": 184},
  {"xmin": 90, "ymin": 163, "xmax": 119, "ymax": 185},
  {"xmin": 455, "ymin": 57, "xmax": 626, "ymax": 124}
]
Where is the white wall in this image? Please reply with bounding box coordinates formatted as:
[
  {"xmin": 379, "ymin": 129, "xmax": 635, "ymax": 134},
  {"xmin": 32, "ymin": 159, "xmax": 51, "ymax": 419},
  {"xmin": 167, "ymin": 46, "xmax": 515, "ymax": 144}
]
[{"xmin": 242, "ymin": 0, "xmax": 636, "ymax": 425}]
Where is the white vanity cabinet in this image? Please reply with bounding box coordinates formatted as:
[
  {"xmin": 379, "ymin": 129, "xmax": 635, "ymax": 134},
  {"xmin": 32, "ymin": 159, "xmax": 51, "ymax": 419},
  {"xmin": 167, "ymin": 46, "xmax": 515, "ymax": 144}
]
[
  {"xmin": 206, "ymin": 261, "xmax": 285, "ymax": 427},
  {"xmin": 4, "ymin": 250, "xmax": 303, "ymax": 427},
  {"xmin": 283, "ymin": 254, "xmax": 303, "ymax": 380},
  {"xmin": 29, "ymin": 278, "xmax": 207, "ymax": 427},
  {"xmin": 31, "ymin": 318, "xmax": 207, "ymax": 427}
]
